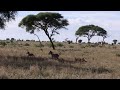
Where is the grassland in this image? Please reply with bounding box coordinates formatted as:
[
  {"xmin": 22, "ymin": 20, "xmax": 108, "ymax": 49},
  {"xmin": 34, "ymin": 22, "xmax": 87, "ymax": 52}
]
[{"xmin": 0, "ymin": 40, "xmax": 120, "ymax": 79}]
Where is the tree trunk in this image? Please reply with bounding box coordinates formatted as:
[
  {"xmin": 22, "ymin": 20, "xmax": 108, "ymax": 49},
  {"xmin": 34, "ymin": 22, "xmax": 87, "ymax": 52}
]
[
  {"xmin": 88, "ymin": 38, "xmax": 91, "ymax": 44},
  {"xmin": 76, "ymin": 37, "xmax": 79, "ymax": 44},
  {"xmin": 48, "ymin": 36, "xmax": 55, "ymax": 50},
  {"xmin": 34, "ymin": 34, "xmax": 43, "ymax": 51},
  {"xmin": 44, "ymin": 30, "xmax": 55, "ymax": 50},
  {"xmin": 34, "ymin": 34, "xmax": 42, "ymax": 45},
  {"xmin": 103, "ymin": 37, "xmax": 105, "ymax": 42}
]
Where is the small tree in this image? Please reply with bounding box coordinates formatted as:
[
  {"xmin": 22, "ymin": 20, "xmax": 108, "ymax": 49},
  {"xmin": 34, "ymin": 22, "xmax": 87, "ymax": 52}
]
[
  {"xmin": 78, "ymin": 39, "xmax": 82, "ymax": 44},
  {"xmin": 11, "ymin": 38, "xmax": 15, "ymax": 43},
  {"xmin": 67, "ymin": 40, "xmax": 72, "ymax": 44},
  {"xmin": 19, "ymin": 12, "xmax": 69, "ymax": 50},
  {"xmin": 6, "ymin": 38, "xmax": 10, "ymax": 41},
  {"xmin": 113, "ymin": 39, "xmax": 118, "ymax": 44}
]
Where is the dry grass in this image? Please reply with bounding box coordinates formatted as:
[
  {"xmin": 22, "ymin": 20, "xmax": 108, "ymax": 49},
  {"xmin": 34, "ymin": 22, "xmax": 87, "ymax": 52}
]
[{"xmin": 0, "ymin": 41, "xmax": 120, "ymax": 79}]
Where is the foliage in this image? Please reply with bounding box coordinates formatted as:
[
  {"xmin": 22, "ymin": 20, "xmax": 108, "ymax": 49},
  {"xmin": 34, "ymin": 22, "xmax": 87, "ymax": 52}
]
[
  {"xmin": 6, "ymin": 38, "xmax": 10, "ymax": 41},
  {"xmin": 116, "ymin": 54, "xmax": 120, "ymax": 57},
  {"xmin": 118, "ymin": 42, "xmax": 120, "ymax": 45},
  {"xmin": 35, "ymin": 44, "xmax": 44, "ymax": 47},
  {"xmin": 97, "ymin": 28, "xmax": 107, "ymax": 42},
  {"xmin": 0, "ymin": 42, "xmax": 7, "ymax": 46},
  {"xmin": 69, "ymin": 45, "xmax": 74, "ymax": 48},
  {"xmin": 47, "ymin": 43, "xmax": 56, "ymax": 48},
  {"xmin": 24, "ymin": 43, "xmax": 30, "ymax": 46},
  {"xmin": 11, "ymin": 38, "xmax": 15, "ymax": 43},
  {"xmin": 78, "ymin": 39, "xmax": 82, "ymax": 43},
  {"xmin": 56, "ymin": 43, "xmax": 64, "ymax": 47},
  {"xmin": 0, "ymin": 11, "xmax": 17, "ymax": 29}
]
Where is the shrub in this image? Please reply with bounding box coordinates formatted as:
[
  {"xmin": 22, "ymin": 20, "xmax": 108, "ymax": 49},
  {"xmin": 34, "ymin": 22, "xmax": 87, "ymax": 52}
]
[
  {"xmin": 0, "ymin": 42, "xmax": 7, "ymax": 46},
  {"xmin": 69, "ymin": 45, "xmax": 74, "ymax": 48},
  {"xmin": 35, "ymin": 44, "xmax": 44, "ymax": 47},
  {"xmin": 116, "ymin": 54, "xmax": 120, "ymax": 57},
  {"xmin": 56, "ymin": 43, "xmax": 64, "ymax": 47},
  {"xmin": 47, "ymin": 43, "xmax": 56, "ymax": 48},
  {"xmin": 118, "ymin": 42, "xmax": 120, "ymax": 45},
  {"xmin": 81, "ymin": 46, "xmax": 85, "ymax": 48},
  {"xmin": 24, "ymin": 43, "xmax": 30, "ymax": 46},
  {"xmin": 78, "ymin": 39, "xmax": 82, "ymax": 43}
]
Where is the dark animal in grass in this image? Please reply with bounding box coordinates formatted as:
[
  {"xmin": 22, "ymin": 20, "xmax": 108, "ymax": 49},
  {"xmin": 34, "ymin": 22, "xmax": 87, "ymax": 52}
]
[
  {"xmin": 26, "ymin": 52, "xmax": 34, "ymax": 57},
  {"xmin": 48, "ymin": 51, "xmax": 59, "ymax": 59}
]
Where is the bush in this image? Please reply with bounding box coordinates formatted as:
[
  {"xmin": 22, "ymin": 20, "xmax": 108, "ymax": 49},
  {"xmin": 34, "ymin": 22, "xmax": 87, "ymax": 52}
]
[
  {"xmin": 0, "ymin": 42, "xmax": 7, "ymax": 46},
  {"xmin": 81, "ymin": 46, "xmax": 86, "ymax": 48},
  {"xmin": 6, "ymin": 41, "xmax": 10, "ymax": 43},
  {"xmin": 116, "ymin": 54, "xmax": 120, "ymax": 57},
  {"xmin": 47, "ymin": 43, "xmax": 56, "ymax": 48},
  {"xmin": 118, "ymin": 42, "xmax": 120, "ymax": 45},
  {"xmin": 69, "ymin": 45, "xmax": 74, "ymax": 48},
  {"xmin": 78, "ymin": 39, "xmax": 82, "ymax": 43},
  {"xmin": 35, "ymin": 44, "xmax": 44, "ymax": 47},
  {"xmin": 24, "ymin": 43, "xmax": 30, "ymax": 46},
  {"xmin": 56, "ymin": 43, "xmax": 64, "ymax": 47}
]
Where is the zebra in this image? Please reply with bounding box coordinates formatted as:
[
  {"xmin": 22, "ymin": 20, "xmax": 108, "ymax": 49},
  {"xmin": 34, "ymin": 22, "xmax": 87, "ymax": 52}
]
[{"xmin": 48, "ymin": 51, "xmax": 59, "ymax": 59}]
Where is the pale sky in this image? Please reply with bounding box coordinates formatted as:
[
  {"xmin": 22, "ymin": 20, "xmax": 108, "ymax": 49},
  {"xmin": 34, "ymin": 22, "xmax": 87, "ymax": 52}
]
[{"xmin": 1, "ymin": 11, "xmax": 120, "ymax": 43}]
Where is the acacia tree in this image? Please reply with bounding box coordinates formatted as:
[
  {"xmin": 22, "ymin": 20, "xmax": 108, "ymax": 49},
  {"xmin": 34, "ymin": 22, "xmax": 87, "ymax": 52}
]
[
  {"xmin": 0, "ymin": 11, "xmax": 17, "ymax": 29},
  {"xmin": 75, "ymin": 25, "xmax": 98, "ymax": 43},
  {"xmin": 19, "ymin": 12, "xmax": 69, "ymax": 50},
  {"xmin": 75, "ymin": 25, "xmax": 107, "ymax": 43}
]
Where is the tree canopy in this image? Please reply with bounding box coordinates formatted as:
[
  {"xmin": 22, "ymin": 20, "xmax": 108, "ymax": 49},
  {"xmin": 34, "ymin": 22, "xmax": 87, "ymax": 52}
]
[
  {"xmin": 97, "ymin": 27, "xmax": 107, "ymax": 42},
  {"xmin": 0, "ymin": 11, "xmax": 17, "ymax": 29},
  {"xmin": 19, "ymin": 12, "xmax": 69, "ymax": 50}
]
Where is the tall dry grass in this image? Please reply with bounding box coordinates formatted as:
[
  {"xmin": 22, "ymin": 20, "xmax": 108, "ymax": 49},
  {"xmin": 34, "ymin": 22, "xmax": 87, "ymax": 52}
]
[{"xmin": 0, "ymin": 41, "xmax": 120, "ymax": 79}]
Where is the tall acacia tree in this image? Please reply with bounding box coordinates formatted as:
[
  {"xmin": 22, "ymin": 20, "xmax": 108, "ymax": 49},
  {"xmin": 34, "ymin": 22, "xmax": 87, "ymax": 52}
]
[
  {"xmin": 19, "ymin": 12, "xmax": 69, "ymax": 50},
  {"xmin": 0, "ymin": 11, "xmax": 17, "ymax": 29}
]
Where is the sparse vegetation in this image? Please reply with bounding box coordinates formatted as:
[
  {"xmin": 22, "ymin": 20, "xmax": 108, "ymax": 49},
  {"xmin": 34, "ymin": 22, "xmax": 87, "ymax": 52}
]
[
  {"xmin": 24, "ymin": 43, "xmax": 30, "ymax": 46},
  {"xmin": 47, "ymin": 43, "xmax": 56, "ymax": 48},
  {"xmin": 0, "ymin": 42, "xmax": 7, "ymax": 46},
  {"xmin": 69, "ymin": 45, "xmax": 74, "ymax": 48},
  {"xmin": 116, "ymin": 53, "xmax": 120, "ymax": 57},
  {"xmin": 35, "ymin": 44, "xmax": 44, "ymax": 48},
  {"xmin": 56, "ymin": 43, "xmax": 64, "ymax": 47},
  {"xmin": 0, "ymin": 42, "xmax": 119, "ymax": 79}
]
